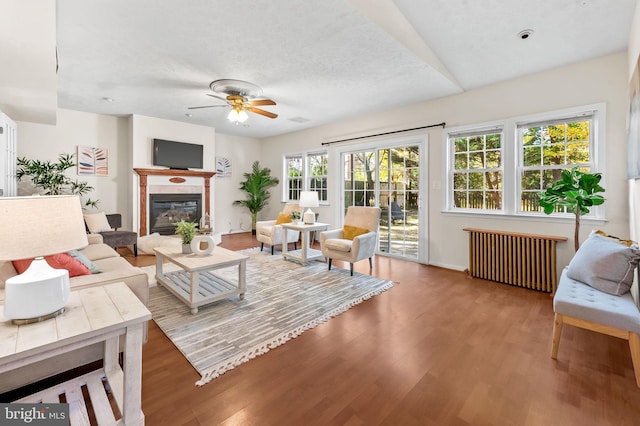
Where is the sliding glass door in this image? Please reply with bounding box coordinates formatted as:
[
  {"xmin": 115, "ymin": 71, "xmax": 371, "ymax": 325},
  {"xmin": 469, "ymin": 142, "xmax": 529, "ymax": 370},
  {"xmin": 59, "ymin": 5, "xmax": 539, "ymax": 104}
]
[{"xmin": 342, "ymin": 144, "xmax": 422, "ymax": 260}]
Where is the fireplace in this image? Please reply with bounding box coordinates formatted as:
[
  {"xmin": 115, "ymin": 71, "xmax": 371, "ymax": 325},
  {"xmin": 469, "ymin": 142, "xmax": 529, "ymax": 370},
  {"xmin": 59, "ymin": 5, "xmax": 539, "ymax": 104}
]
[{"xmin": 149, "ymin": 193, "xmax": 202, "ymax": 235}]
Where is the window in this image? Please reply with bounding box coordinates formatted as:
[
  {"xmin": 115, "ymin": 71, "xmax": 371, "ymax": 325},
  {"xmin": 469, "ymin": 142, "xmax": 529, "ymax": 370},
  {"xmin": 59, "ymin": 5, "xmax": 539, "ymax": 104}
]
[
  {"xmin": 445, "ymin": 104, "xmax": 604, "ymax": 218},
  {"xmin": 518, "ymin": 115, "xmax": 593, "ymax": 214},
  {"xmin": 451, "ymin": 129, "xmax": 503, "ymax": 211},
  {"xmin": 285, "ymin": 155, "xmax": 302, "ymax": 201},
  {"xmin": 308, "ymin": 152, "xmax": 328, "ymax": 202},
  {"xmin": 284, "ymin": 151, "xmax": 328, "ymax": 202}
]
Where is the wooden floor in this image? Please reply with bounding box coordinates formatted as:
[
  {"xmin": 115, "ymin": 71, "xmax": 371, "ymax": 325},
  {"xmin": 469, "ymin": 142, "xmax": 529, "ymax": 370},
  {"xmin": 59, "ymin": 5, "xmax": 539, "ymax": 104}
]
[{"xmin": 124, "ymin": 233, "xmax": 640, "ymax": 425}]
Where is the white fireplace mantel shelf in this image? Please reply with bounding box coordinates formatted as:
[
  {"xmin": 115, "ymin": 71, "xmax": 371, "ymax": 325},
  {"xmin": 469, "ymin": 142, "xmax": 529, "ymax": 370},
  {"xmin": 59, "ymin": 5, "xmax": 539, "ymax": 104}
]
[{"xmin": 134, "ymin": 168, "xmax": 216, "ymax": 236}]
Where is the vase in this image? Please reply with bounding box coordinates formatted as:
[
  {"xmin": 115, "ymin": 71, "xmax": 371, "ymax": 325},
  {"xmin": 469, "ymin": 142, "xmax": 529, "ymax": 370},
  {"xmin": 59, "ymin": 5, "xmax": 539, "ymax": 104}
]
[{"xmin": 182, "ymin": 243, "xmax": 192, "ymax": 254}]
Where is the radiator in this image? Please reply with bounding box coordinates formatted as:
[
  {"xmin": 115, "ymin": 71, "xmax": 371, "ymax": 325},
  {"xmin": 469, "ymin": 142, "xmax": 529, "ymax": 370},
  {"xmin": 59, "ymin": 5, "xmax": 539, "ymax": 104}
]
[{"xmin": 463, "ymin": 228, "xmax": 567, "ymax": 293}]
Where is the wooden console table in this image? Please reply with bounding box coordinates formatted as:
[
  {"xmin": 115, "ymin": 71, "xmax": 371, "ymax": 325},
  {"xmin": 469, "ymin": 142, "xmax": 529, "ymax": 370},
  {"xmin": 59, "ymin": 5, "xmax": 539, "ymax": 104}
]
[
  {"xmin": 134, "ymin": 168, "xmax": 215, "ymax": 236},
  {"xmin": 0, "ymin": 282, "xmax": 151, "ymax": 425}
]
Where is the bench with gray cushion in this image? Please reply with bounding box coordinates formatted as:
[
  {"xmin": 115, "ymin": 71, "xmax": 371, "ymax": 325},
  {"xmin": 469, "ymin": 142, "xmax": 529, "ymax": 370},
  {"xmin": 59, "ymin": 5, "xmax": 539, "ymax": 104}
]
[
  {"xmin": 100, "ymin": 214, "xmax": 138, "ymax": 256},
  {"xmin": 552, "ymin": 269, "xmax": 640, "ymax": 387}
]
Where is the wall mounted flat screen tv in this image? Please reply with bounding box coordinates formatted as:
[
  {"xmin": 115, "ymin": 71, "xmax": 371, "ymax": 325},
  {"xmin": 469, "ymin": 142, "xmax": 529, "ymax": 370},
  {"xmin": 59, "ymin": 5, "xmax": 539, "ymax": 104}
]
[{"xmin": 153, "ymin": 138, "xmax": 203, "ymax": 170}]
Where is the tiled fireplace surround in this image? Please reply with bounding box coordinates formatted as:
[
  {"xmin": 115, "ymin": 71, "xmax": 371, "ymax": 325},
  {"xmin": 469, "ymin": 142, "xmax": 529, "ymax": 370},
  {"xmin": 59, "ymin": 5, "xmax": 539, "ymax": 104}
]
[{"xmin": 134, "ymin": 168, "xmax": 215, "ymax": 236}]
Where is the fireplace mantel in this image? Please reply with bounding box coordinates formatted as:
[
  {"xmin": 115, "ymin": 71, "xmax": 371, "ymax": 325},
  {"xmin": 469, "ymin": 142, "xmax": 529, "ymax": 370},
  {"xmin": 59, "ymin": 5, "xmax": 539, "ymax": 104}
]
[{"xmin": 134, "ymin": 168, "xmax": 216, "ymax": 236}]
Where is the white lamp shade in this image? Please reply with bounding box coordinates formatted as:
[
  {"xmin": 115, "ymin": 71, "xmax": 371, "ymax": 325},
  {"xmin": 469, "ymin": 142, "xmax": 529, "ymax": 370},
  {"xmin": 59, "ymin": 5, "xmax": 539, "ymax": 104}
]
[
  {"xmin": 299, "ymin": 191, "xmax": 319, "ymax": 224},
  {"xmin": 0, "ymin": 195, "xmax": 89, "ymax": 260},
  {"xmin": 299, "ymin": 191, "xmax": 319, "ymax": 208}
]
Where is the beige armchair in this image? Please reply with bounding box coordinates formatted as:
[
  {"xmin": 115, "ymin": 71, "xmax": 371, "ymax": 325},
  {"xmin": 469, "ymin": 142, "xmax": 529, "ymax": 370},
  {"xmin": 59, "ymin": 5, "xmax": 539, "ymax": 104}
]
[
  {"xmin": 320, "ymin": 206, "xmax": 381, "ymax": 276},
  {"xmin": 256, "ymin": 203, "xmax": 301, "ymax": 255}
]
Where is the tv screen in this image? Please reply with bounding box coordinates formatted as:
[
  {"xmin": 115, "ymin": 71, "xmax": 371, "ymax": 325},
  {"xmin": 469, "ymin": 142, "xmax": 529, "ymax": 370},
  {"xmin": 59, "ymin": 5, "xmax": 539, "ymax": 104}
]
[{"xmin": 153, "ymin": 139, "xmax": 203, "ymax": 170}]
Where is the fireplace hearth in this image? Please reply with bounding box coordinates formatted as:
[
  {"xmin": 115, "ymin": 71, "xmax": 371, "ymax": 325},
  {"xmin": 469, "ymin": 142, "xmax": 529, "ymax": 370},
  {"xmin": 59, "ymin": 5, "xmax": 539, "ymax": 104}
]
[{"xmin": 149, "ymin": 193, "xmax": 202, "ymax": 235}]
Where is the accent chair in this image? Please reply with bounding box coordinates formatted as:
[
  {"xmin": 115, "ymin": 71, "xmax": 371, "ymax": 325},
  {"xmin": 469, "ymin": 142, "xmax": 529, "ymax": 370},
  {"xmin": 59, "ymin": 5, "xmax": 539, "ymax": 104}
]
[
  {"xmin": 100, "ymin": 214, "xmax": 138, "ymax": 256},
  {"xmin": 319, "ymin": 206, "xmax": 381, "ymax": 276},
  {"xmin": 256, "ymin": 203, "xmax": 300, "ymax": 255}
]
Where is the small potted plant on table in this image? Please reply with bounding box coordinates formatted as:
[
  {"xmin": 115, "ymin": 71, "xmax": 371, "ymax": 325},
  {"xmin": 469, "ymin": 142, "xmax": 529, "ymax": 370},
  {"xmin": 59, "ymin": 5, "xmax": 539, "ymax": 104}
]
[
  {"xmin": 289, "ymin": 211, "xmax": 302, "ymax": 224},
  {"xmin": 174, "ymin": 220, "xmax": 198, "ymax": 253}
]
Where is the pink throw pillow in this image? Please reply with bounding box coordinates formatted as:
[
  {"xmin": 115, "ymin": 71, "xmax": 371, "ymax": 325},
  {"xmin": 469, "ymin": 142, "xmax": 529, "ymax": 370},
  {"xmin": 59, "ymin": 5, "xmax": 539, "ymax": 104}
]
[{"xmin": 13, "ymin": 253, "xmax": 92, "ymax": 277}]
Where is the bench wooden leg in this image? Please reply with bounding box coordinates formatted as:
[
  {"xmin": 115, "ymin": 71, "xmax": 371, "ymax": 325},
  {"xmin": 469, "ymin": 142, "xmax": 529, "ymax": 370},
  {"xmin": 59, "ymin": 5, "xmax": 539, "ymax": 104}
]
[
  {"xmin": 630, "ymin": 332, "xmax": 640, "ymax": 388},
  {"xmin": 551, "ymin": 313, "xmax": 563, "ymax": 359}
]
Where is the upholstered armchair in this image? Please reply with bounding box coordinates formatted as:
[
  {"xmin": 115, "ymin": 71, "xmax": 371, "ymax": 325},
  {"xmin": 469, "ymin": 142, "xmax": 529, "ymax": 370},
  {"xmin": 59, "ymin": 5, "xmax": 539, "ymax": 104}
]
[
  {"xmin": 84, "ymin": 212, "xmax": 138, "ymax": 256},
  {"xmin": 256, "ymin": 203, "xmax": 301, "ymax": 255},
  {"xmin": 319, "ymin": 206, "xmax": 381, "ymax": 276}
]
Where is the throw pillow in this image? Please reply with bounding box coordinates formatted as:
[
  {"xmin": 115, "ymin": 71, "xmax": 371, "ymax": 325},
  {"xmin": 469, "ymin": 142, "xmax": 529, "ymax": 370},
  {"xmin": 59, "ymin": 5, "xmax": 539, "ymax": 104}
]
[
  {"xmin": 12, "ymin": 253, "xmax": 92, "ymax": 277},
  {"xmin": 566, "ymin": 232, "xmax": 640, "ymax": 296},
  {"xmin": 275, "ymin": 213, "xmax": 292, "ymax": 225},
  {"xmin": 343, "ymin": 225, "xmax": 369, "ymax": 240},
  {"xmin": 84, "ymin": 212, "xmax": 112, "ymax": 233},
  {"xmin": 67, "ymin": 249, "xmax": 102, "ymax": 274},
  {"xmin": 594, "ymin": 229, "xmax": 636, "ymax": 247}
]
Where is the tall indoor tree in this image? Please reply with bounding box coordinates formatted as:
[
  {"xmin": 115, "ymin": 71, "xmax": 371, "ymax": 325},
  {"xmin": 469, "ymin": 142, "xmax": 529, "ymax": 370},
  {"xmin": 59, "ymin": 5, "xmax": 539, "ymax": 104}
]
[
  {"xmin": 234, "ymin": 161, "xmax": 279, "ymax": 234},
  {"xmin": 538, "ymin": 166, "xmax": 605, "ymax": 252}
]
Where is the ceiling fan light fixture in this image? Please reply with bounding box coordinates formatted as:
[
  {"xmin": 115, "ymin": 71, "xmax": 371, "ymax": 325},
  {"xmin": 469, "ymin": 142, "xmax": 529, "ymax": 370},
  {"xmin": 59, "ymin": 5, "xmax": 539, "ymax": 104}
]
[
  {"xmin": 227, "ymin": 108, "xmax": 239, "ymax": 122},
  {"xmin": 238, "ymin": 109, "xmax": 249, "ymax": 123}
]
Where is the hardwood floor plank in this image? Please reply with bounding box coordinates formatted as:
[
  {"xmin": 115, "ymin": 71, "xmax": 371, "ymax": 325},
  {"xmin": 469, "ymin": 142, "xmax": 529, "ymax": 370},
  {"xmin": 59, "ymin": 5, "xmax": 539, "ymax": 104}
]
[{"xmin": 120, "ymin": 232, "xmax": 640, "ymax": 425}]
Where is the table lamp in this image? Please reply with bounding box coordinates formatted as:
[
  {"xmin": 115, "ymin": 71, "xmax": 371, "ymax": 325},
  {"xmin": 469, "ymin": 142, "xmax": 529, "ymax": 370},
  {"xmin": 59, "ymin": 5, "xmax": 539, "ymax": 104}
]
[
  {"xmin": 0, "ymin": 195, "xmax": 89, "ymax": 324},
  {"xmin": 299, "ymin": 191, "xmax": 319, "ymax": 224}
]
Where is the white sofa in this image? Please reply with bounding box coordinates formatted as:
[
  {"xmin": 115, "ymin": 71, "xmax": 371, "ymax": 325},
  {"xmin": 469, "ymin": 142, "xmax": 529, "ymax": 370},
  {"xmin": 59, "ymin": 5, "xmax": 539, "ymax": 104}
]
[{"xmin": 0, "ymin": 235, "xmax": 149, "ymax": 394}]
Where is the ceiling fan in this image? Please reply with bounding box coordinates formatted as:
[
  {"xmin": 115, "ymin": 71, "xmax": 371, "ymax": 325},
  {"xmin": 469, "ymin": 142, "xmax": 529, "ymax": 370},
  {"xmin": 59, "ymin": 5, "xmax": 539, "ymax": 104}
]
[{"xmin": 188, "ymin": 79, "xmax": 278, "ymax": 123}]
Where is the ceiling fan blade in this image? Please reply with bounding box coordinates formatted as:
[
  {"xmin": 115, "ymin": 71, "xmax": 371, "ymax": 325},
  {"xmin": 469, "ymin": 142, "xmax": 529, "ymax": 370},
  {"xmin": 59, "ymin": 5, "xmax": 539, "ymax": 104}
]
[
  {"xmin": 249, "ymin": 99, "xmax": 276, "ymax": 106},
  {"xmin": 188, "ymin": 105, "xmax": 228, "ymax": 110},
  {"xmin": 248, "ymin": 107, "xmax": 278, "ymax": 119},
  {"xmin": 206, "ymin": 94, "xmax": 229, "ymax": 103}
]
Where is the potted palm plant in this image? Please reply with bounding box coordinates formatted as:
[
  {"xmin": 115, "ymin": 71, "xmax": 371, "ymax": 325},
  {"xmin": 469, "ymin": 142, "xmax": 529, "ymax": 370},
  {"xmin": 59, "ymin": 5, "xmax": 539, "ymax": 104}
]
[
  {"xmin": 538, "ymin": 166, "xmax": 606, "ymax": 252},
  {"xmin": 16, "ymin": 153, "xmax": 99, "ymax": 208},
  {"xmin": 233, "ymin": 161, "xmax": 279, "ymax": 234},
  {"xmin": 174, "ymin": 220, "xmax": 198, "ymax": 253}
]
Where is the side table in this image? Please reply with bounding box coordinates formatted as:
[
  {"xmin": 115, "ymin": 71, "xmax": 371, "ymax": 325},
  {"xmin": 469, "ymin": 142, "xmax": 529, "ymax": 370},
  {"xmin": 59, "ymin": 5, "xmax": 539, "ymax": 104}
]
[
  {"xmin": 0, "ymin": 282, "xmax": 151, "ymax": 425},
  {"xmin": 281, "ymin": 222, "xmax": 329, "ymax": 264}
]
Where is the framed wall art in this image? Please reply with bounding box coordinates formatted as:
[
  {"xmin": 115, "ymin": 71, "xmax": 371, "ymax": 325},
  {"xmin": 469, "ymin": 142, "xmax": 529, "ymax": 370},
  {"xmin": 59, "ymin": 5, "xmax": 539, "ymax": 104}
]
[
  {"xmin": 78, "ymin": 146, "xmax": 108, "ymax": 176},
  {"xmin": 216, "ymin": 157, "xmax": 232, "ymax": 178}
]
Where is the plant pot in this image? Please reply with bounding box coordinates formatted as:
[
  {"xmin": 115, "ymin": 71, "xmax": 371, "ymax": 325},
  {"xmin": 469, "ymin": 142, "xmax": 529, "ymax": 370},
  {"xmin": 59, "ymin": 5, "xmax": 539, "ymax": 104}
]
[{"xmin": 182, "ymin": 244, "xmax": 192, "ymax": 254}]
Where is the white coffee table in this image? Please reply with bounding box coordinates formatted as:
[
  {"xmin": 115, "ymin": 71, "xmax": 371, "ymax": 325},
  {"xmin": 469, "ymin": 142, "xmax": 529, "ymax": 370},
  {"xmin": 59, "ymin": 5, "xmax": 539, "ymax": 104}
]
[
  {"xmin": 281, "ymin": 222, "xmax": 329, "ymax": 264},
  {"xmin": 154, "ymin": 246, "xmax": 248, "ymax": 314}
]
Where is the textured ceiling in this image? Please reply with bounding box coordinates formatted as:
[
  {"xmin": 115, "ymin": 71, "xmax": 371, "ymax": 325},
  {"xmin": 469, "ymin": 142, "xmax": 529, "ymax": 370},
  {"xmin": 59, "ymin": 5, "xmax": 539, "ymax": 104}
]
[{"xmin": 1, "ymin": 1, "xmax": 636, "ymax": 138}]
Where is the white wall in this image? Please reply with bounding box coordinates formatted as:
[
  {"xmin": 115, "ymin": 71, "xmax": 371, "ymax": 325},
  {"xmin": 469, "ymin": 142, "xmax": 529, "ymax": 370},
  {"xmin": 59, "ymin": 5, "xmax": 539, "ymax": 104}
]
[
  {"xmin": 16, "ymin": 109, "xmax": 130, "ymax": 219},
  {"xmin": 262, "ymin": 53, "xmax": 630, "ymax": 273},
  {"xmin": 213, "ymin": 133, "xmax": 262, "ymax": 233}
]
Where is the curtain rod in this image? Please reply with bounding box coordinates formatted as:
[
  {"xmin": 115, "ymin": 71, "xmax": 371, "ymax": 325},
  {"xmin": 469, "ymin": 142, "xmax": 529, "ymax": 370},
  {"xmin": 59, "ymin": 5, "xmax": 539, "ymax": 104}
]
[{"xmin": 321, "ymin": 122, "xmax": 446, "ymax": 146}]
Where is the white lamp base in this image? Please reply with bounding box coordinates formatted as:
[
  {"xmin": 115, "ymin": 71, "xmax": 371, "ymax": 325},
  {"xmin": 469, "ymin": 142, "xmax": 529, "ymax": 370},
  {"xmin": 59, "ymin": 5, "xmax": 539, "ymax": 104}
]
[
  {"xmin": 303, "ymin": 208, "xmax": 315, "ymax": 224},
  {"xmin": 3, "ymin": 257, "xmax": 70, "ymax": 324}
]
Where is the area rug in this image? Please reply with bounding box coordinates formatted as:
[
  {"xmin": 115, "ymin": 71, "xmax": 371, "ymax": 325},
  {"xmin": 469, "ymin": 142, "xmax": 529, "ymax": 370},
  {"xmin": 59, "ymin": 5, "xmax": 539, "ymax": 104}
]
[{"xmin": 143, "ymin": 248, "xmax": 394, "ymax": 386}]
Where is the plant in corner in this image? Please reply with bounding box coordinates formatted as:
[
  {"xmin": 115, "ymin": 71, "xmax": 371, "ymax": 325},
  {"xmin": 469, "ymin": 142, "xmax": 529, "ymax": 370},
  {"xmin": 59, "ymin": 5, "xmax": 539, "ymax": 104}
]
[
  {"xmin": 16, "ymin": 153, "xmax": 99, "ymax": 208},
  {"xmin": 233, "ymin": 161, "xmax": 279, "ymax": 234},
  {"xmin": 174, "ymin": 220, "xmax": 198, "ymax": 253},
  {"xmin": 538, "ymin": 166, "xmax": 605, "ymax": 252}
]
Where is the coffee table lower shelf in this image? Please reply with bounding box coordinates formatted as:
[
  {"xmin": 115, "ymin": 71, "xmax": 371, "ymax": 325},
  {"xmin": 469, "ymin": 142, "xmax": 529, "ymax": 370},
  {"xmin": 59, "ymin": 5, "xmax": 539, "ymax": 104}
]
[{"xmin": 156, "ymin": 270, "xmax": 244, "ymax": 314}]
